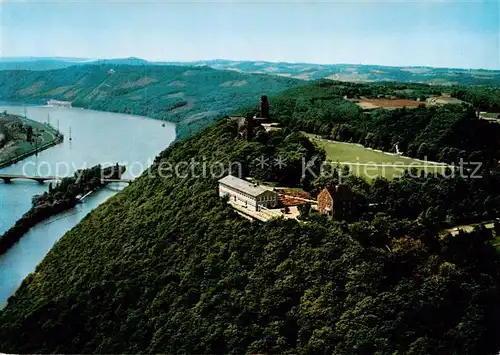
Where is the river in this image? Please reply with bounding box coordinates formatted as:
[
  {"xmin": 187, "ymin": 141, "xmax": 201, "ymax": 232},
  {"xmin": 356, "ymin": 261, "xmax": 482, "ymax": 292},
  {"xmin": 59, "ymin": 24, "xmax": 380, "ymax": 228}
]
[{"xmin": 0, "ymin": 104, "xmax": 176, "ymax": 307}]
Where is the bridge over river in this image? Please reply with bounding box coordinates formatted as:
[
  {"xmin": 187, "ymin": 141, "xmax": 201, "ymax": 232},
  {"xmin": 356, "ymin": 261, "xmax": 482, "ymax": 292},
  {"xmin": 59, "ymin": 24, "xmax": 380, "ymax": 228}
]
[
  {"xmin": 0, "ymin": 103, "xmax": 177, "ymax": 309},
  {"xmin": 0, "ymin": 174, "xmax": 132, "ymax": 184}
]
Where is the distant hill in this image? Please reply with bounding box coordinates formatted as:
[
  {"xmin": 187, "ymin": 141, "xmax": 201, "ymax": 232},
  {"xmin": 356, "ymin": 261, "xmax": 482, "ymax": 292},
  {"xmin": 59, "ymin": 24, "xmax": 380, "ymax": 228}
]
[
  {"xmin": 2, "ymin": 57, "xmax": 499, "ymax": 86},
  {"xmin": 0, "ymin": 58, "xmax": 92, "ymax": 71},
  {"xmin": 199, "ymin": 60, "xmax": 500, "ymax": 86},
  {"xmin": 0, "ymin": 64, "xmax": 301, "ymax": 136},
  {"xmin": 0, "ymin": 57, "xmax": 90, "ymax": 62},
  {"xmin": 98, "ymin": 57, "xmax": 151, "ymax": 66},
  {"xmin": 0, "ymin": 57, "xmax": 151, "ymax": 71}
]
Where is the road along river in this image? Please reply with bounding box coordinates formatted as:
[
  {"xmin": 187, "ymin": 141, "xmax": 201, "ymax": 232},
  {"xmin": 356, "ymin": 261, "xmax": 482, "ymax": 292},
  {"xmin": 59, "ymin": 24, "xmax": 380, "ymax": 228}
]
[{"xmin": 0, "ymin": 104, "xmax": 176, "ymax": 307}]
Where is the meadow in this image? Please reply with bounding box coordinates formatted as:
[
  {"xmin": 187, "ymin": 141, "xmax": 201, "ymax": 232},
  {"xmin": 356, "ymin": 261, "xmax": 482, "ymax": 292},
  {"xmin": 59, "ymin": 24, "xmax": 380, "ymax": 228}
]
[{"xmin": 307, "ymin": 134, "xmax": 448, "ymax": 180}]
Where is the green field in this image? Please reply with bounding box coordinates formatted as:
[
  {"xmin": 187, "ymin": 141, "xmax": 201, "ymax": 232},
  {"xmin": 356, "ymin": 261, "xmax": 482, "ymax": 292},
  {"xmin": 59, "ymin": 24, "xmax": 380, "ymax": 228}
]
[
  {"xmin": 307, "ymin": 135, "xmax": 448, "ymax": 180},
  {"xmin": 480, "ymin": 112, "xmax": 500, "ymax": 119}
]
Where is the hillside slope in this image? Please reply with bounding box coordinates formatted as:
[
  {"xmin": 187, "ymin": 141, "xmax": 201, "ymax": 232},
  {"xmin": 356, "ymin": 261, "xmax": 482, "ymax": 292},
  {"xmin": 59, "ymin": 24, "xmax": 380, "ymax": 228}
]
[
  {"xmin": 0, "ymin": 64, "xmax": 300, "ymax": 135},
  {"xmin": 0, "ymin": 57, "xmax": 92, "ymax": 71},
  {"xmin": 2, "ymin": 57, "xmax": 500, "ymax": 86},
  {"xmin": 1, "ymin": 118, "xmax": 500, "ymax": 354},
  {"xmin": 203, "ymin": 60, "xmax": 500, "ymax": 86}
]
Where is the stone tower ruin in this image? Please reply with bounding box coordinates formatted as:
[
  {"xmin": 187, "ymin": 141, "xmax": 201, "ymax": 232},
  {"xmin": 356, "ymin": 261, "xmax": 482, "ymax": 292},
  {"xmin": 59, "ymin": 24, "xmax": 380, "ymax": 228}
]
[
  {"xmin": 260, "ymin": 95, "xmax": 269, "ymax": 119},
  {"xmin": 245, "ymin": 112, "xmax": 254, "ymax": 140}
]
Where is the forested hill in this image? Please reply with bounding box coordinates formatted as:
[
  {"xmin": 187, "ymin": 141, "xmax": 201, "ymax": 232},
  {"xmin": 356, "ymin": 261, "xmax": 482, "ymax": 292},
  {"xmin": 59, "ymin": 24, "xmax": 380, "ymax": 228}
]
[
  {"xmin": 1, "ymin": 115, "xmax": 500, "ymax": 353},
  {"xmin": 201, "ymin": 60, "xmax": 500, "ymax": 86},
  {"xmin": 235, "ymin": 80, "xmax": 500, "ymax": 164},
  {"xmin": 0, "ymin": 64, "xmax": 300, "ymax": 136},
  {"xmin": 3, "ymin": 57, "xmax": 500, "ymax": 86}
]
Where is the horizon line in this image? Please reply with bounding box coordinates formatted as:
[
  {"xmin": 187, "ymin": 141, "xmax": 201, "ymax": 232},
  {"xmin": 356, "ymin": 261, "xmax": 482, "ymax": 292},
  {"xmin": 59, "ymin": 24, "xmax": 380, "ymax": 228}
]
[{"xmin": 1, "ymin": 55, "xmax": 498, "ymax": 72}]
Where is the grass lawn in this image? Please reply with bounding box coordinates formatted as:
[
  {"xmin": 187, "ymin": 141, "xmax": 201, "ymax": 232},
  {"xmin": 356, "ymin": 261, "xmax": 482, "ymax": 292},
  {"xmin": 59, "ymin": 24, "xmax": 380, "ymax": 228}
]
[
  {"xmin": 480, "ymin": 112, "xmax": 500, "ymax": 119},
  {"xmin": 306, "ymin": 134, "xmax": 448, "ymax": 180}
]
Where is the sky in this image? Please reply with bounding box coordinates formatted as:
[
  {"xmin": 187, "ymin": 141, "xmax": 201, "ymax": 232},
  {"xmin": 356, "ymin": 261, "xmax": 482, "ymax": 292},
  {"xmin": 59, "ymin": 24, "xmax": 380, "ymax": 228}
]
[{"xmin": 0, "ymin": 0, "xmax": 499, "ymax": 69}]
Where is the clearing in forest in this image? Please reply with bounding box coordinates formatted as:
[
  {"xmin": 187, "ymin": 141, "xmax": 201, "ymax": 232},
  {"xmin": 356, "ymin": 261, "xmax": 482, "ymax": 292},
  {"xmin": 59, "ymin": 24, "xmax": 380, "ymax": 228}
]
[
  {"xmin": 347, "ymin": 98, "xmax": 422, "ymax": 110},
  {"xmin": 307, "ymin": 135, "xmax": 448, "ymax": 180}
]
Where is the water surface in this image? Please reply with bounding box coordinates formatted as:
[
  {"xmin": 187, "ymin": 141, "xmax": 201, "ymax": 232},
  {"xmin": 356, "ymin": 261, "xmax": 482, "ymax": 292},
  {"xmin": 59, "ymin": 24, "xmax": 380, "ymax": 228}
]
[{"xmin": 0, "ymin": 104, "xmax": 176, "ymax": 307}]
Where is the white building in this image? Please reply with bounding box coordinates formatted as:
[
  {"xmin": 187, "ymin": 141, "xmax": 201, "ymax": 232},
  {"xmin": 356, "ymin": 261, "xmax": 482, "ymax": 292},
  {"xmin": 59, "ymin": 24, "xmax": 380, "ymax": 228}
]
[
  {"xmin": 47, "ymin": 99, "xmax": 72, "ymax": 108},
  {"xmin": 219, "ymin": 175, "xmax": 279, "ymax": 212}
]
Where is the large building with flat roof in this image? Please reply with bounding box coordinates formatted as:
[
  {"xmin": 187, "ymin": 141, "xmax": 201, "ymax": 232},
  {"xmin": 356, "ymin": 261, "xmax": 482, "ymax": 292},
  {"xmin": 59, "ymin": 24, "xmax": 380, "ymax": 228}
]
[{"xmin": 219, "ymin": 175, "xmax": 278, "ymax": 212}]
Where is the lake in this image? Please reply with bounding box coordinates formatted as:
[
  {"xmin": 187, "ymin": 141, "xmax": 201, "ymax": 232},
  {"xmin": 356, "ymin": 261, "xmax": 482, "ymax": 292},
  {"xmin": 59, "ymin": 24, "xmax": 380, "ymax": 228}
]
[{"xmin": 0, "ymin": 104, "xmax": 176, "ymax": 307}]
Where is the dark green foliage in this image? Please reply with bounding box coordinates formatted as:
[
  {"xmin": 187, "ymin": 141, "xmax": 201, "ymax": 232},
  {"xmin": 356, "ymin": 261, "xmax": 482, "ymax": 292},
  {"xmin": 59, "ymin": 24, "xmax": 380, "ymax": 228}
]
[
  {"xmin": 0, "ymin": 114, "xmax": 24, "ymax": 147},
  {"xmin": 358, "ymin": 166, "xmax": 500, "ymax": 227},
  {"xmin": 0, "ymin": 122, "xmax": 9, "ymax": 149},
  {"xmin": 452, "ymin": 86, "xmax": 500, "ymax": 112},
  {"xmin": 25, "ymin": 125, "xmax": 33, "ymax": 142},
  {"xmin": 1, "ymin": 120, "xmax": 500, "ymax": 354},
  {"xmin": 297, "ymin": 202, "xmax": 311, "ymax": 220}
]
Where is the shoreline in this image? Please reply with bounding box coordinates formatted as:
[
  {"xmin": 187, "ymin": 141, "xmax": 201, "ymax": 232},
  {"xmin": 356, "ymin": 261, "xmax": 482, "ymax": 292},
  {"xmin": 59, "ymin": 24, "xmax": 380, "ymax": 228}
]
[
  {"xmin": 0, "ymin": 165, "xmax": 126, "ymax": 257},
  {"xmin": 0, "ymin": 104, "xmax": 175, "ymax": 308},
  {"xmin": 0, "ymin": 199, "xmax": 77, "ymax": 256},
  {"xmin": 0, "ymin": 115, "xmax": 64, "ymax": 170}
]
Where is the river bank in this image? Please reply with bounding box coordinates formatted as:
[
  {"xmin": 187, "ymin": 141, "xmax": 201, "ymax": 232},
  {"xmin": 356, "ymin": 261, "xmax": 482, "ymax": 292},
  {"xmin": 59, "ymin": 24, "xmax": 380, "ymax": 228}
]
[
  {"xmin": 0, "ymin": 113, "xmax": 63, "ymax": 169},
  {"xmin": 0, "ymin": 104, "xmax": 176, "ymax": 308},
  {"xmin": 0, "ymin": 164, "xmax": 125, "ymax": 256}
]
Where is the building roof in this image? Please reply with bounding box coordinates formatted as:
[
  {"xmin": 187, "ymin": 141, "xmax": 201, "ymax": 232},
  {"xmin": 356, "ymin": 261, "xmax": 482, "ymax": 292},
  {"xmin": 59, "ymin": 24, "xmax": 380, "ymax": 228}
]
[
  {"xmin": 219, "ymin": 175, "xmax": 272, "ymax": 197},
  {"xmin": 322, "ymin": 184, "xmax": 353, "ymax": 200}
]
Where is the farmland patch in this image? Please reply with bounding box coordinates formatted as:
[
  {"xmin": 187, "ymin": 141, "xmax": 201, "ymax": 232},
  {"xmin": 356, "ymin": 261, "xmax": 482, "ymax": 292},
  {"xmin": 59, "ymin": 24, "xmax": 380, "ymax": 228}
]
[{"xmin": 347, "ymin": 98, "xmax": 422, "ymax": 109}]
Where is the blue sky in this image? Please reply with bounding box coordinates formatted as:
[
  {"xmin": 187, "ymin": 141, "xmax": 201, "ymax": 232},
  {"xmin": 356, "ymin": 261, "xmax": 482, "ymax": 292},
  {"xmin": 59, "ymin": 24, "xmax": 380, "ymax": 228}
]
[{"xmin": 0, "ymin": 0, "xmax": 499, "ymax": 69}]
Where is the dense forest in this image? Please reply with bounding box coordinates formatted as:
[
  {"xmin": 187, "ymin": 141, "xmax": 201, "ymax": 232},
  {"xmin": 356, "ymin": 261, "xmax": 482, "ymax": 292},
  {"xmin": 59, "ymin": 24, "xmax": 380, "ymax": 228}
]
[
  {"xmin": 1, "ymin": 113, "xmax": 500, "ymax": 353},
  {"xmin": 452, "ymin": 86, "xmax": 500, "ymax": 112}
]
